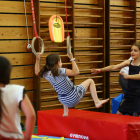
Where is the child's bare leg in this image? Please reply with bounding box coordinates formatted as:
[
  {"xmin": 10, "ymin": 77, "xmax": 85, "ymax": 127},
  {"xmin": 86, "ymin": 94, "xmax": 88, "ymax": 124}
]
[
  {"xmin": 63, "ymin": 104, "xmax": 68, "ymax": 117},
  {"xmin": 81, "ymin": 79, "xmax": 109, "ymax": 108}
]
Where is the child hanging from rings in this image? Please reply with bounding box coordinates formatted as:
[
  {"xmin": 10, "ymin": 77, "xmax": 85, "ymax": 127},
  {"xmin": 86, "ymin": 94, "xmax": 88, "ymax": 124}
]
[
  {"xmin": 0, "ymin": 56, "xmax": 36, "ymax": 140},
  {"xmin": 91, "ymin": 43, "xmax": 140, "ymax": 116},
  {"xmin": 35, "ymin": 52, "xmax": 109, "ymax": 117}
]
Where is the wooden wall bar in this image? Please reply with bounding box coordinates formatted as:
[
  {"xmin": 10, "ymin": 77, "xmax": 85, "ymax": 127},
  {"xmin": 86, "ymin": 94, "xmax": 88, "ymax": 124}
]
[{"xmin": 74, "ymin": 0, "xmax": 105, "ymax": 112}]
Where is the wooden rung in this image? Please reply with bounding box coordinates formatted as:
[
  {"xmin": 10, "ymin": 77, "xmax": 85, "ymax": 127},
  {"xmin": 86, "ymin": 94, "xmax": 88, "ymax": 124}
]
[
  {"xmin": 110, "ymin": 52, "xmax": 130, "ymax": 55},
  {"xmin": 83, "ymin": 91, "xmax": 104, "ymax": 95},
  {"xmin": 40, "ymin": 5, "xmax": 72, "ymax": 9},
  {"xmin": 75, "ymin": 23, "xmax": 103, "ymax": 25},
  {"xmin": 77, "ymin": 61, "xmax": 103, "ymax": 64},
  {"xmin": 110, "ymin": 16, "xmax": 133, "ymax": 19},
  {"xmin": 40, "ymin": 14, "xmax": 71, "ymax": 17},
  {"xmin": 40, "ymin": 88, "xmax": 55, "ymax": 92},
  {"xmin": 75, "ymin": 15, "xmax": 102, "ymax": 18},
  {"xmin": 97, "ymin": 91, "xmax": 103, "ymax": 93},
  {"xmin": 110, "ymin": 31, "xmax": 135, "ymax": 33},
  {"xmin": 96, "ymin": 83, "xmax": 103, "ymax": 86},
  {"xmin": 41, "ymin": 96, "xmax": 58, "ymax": 100},
  {"xmin": 110, "ymin": 75, "xmax": 119, "ymax": 77},
  {"xmin": 110, "ymin": 45, "xmax": 131, "ymax": 48},
  {"xmin": 75, "ymin": 45, "xmax": 103, "ymax": 48},
  {"xmin": 110, "ymin": 83, "xmax": 119, "ymax": 86},
  {"xmin": 60, "ymin": 22, "xmax": 73, "ymax": 25},
  {"xmin": 112, "ymin": 82, "xmax": 119, "ymax": 84},
  {"xmin": 110, "ymin": 89, "xmax": 122, "ymax": 92},
  {"xmin": 110, "ymin": 23, "xmax": 135, "ymax": 26},
  {"xmin": 40, "ymin": 29, "xmax": 49, "ymax": 33},
  {"xmin": 75, "ymin": 38, "xmax": 103, "ymax": 40},
  {"xmin": 110, "ymin": 9, "xmax": 134, "ymax": 12},
  {"xmin": 110, "ymin": 38, "xmax": 135, "ymax": 40},
  {"xmin": 79, "ymin": 98, "xmax": 103, "ymax": 103},
  {"xmin": 110, "ymin": 60, "xmax": 125, "ymax": 62},
  {"xmin": 75, "ymin": 53, "xmax": 103, "ymax": 56},
  {"xmin": 74, "ymin": 6, "xmax": 103, "ymax": 10},
  {"xmin": 41, "ymin": 96, "xmax": 58, "ymax": 101},
  {"xmin": 75, "ymin": 76, "xmax": 103, "ymax": 80},
  {"xmin": 64, "ymin": 30, "xmax": 73, "ymax": 32},
  {"xmin": 79, "ymin": 99, "xmax": 95, "ymax": 103},
  {"xmin": 41, "ymin": 103, "xmax": 62, "ymax": 108},
  {"xmin": 44, "ymin": 46, "xmax": 67, "ymax": 49}
]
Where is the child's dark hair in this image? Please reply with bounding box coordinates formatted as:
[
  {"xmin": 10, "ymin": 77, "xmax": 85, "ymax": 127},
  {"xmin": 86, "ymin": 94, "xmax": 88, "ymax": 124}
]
[
  {"xmin": 39, "ymin": 54, "xmax": 60, "ymax": 77},
  {"xmin": 132, "ymin": 43, "xmax": 140, "ymax": 50},
  {"xmin": 0, "ymin": 56, "xmax": 11, "ymax": 122}
]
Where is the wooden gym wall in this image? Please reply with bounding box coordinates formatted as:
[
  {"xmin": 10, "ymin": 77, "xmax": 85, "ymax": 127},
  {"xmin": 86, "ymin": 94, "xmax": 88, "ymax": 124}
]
[
  {"xmin": 0, "ymin": 0, "xmax": 140, "ymax": 124},
  {"xmin": 0, "ymin": 0, "xmax": 33, "ymax": 124},
  {"xmin": 39, "ymin": 0, "xmax": 106, "ymax": 113}
]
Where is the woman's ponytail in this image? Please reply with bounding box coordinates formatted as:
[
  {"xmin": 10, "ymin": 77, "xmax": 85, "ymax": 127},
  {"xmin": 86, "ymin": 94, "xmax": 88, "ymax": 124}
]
[
  {"xmin": 38, "ymin": 64, "xmax": 48, "ymax": 77},
  {"xmin": 51, "ymin": 64, "xmax": 59, "ymax": 77},
  {"xmin": 41, "ymin": 53, "xmax": 60, "ymax": 77}
]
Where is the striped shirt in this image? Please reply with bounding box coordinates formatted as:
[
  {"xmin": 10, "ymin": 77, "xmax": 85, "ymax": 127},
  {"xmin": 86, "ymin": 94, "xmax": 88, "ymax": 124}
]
[{"xmin": 43, "ymin": 68, "xmax": 85, "ymax": 107}]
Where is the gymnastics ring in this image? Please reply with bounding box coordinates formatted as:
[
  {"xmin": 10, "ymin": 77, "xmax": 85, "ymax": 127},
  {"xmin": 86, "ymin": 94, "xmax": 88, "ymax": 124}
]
[
  {"xmin": 67, "ymin": 36, "xmax": 71, "ymax": 55},
  {"xmin": 28, "ymin": 0, "xmax": 44, "ymax": 56},
  {"xmin": 31, "ymin": 37, "xmax": 44, "ymax": 56}
]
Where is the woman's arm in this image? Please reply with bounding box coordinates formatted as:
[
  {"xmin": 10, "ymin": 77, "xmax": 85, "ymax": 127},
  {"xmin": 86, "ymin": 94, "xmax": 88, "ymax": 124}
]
[
  {"xmin": 91, "ymin": 60, "xmax": 130, "ymax": 74},
  {"xmin": 65, "ymin": 53, "xmax": 79, "ymax": 76},
  {"xmin": 120, "ymin": 71, "xmax": 140, "ymax": 80},
  {"xmin": 35, "ymin": 54, "xmax": 41, "ymax": 75},
  {"xmin": 21, "ymin": 94, "xmax": 36, "ymax": 140}
]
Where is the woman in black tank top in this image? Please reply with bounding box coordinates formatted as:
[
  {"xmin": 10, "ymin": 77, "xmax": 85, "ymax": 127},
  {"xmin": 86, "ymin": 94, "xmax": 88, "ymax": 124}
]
[{"xmin": 91, "ymin": 43, "xmax": 140, "ymax": 116}]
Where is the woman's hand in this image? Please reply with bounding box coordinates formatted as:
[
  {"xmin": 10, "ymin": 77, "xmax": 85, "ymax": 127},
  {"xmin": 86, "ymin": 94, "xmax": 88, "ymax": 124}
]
[
  {"xmin": 67, "ymin": 53, "xmax": 73, "ymax": 60},
  {"xmin": 91, "ymin": 69, "xmax": 101, "ymax": 74},
  {"xmin": 119, "ymin": 71, "xmax": 128, "ymax": 79}
]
